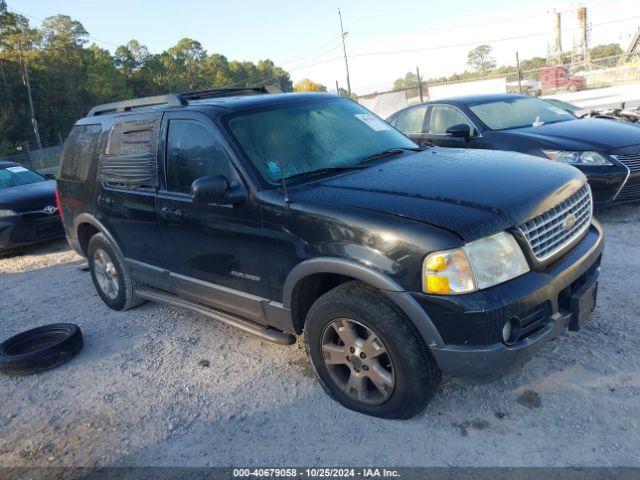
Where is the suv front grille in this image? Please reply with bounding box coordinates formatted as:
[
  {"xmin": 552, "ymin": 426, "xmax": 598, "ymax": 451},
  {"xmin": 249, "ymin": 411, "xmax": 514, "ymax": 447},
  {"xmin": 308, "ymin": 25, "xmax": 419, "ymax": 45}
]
[
  {"xmin": 615, "ymin": 152, "xmax": 640, "ymax": 172},
  {"xmin": 518, "ymin": 184, "xmax": 592, "ymax": 262}
]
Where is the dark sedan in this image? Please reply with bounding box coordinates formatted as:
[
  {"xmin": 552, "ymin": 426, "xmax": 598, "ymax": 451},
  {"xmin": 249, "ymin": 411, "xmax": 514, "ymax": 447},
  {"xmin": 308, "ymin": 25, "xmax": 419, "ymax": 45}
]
[
  {"xmin": 387, "ymin": 94, "xmax": 640, "ymax": 207},
  {"xmin": 0, "ymin": 161, "xmax": 63, "ymax": 252}
]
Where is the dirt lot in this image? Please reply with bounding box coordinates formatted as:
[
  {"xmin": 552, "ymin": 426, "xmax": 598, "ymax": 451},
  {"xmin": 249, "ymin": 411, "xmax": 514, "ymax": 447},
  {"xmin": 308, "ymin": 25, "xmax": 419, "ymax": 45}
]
[{"xmin": 1, "ymin": 206, "xmax": 639, "ymax": 467}]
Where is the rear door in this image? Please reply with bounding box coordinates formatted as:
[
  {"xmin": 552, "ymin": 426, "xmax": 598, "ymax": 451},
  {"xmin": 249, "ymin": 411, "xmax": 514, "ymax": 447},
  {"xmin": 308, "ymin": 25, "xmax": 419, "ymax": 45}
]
[
  {"xmin": 94, "ymin": 113, "xmax": 163, "ymax": 270},
  {"xmin": 424, "ymin": 104, "xmax": 486, "ymax": 148},
  {"xmin": 156, "ymin": 111, "xmax": 273, "ymax": 314}
]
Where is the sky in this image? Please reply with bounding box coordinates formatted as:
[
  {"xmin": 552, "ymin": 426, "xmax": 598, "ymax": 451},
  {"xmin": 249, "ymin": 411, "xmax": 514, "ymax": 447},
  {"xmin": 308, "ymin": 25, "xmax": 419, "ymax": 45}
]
[{"xmin": 10, "ymin": 0, "xmax": 640, "ymax": 94}]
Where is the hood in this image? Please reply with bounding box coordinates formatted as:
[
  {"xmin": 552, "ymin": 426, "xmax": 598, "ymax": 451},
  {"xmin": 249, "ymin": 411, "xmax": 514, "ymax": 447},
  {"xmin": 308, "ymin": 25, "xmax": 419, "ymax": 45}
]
[
  {"xmin": 499, "ymin": 118, "xmax": 640, "ymax": 151},
  {"xmin": 290, "ymin": 148, "xmax": 585, "ymax": 241},
  {"xmin": 0, "ymin": 180, "xmax": 57, "ymax": 213}
]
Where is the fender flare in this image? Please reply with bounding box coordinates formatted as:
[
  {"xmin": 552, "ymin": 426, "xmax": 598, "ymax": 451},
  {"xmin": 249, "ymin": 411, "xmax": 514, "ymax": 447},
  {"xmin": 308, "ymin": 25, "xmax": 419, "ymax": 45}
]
[
  {"xmin": 74, "ymin": 213, "xmax": 124, "ymax": 259},
  {"xmin": 282, "ymin": 257, "xmax": 445, "ymax": 348}
]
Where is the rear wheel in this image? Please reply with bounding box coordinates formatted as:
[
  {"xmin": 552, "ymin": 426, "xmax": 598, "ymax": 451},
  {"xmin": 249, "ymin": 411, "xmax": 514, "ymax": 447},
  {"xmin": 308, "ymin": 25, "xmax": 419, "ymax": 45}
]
[
  {"xmin": 304, "ymin": 281, "xmax": 440, "ymax": 419},
  {"xmin": 87, "ymin": 233, "xmax": 144, "ymax": 311}
]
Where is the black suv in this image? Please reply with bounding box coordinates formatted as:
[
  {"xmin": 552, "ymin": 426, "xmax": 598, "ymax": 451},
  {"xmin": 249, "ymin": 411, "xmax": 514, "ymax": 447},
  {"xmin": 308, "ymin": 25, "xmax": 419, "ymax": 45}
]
[{"xmin": 58, "ymin": 88, "xmax": 604, "ymax": 418}]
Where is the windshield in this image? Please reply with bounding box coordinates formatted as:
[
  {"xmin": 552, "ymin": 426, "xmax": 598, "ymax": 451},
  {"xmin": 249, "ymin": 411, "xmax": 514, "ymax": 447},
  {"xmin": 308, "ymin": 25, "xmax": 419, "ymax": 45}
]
[
  {"xmin": 469, "ymin": 96, "xmax": 575, "ymax": 130},
  {"xmin": 0, "ymin": 165, "xmax": 45, "ymax": 189},
  {"xmin": 226, "ymin": 97, "xmax": 418, "ymax": 184}
]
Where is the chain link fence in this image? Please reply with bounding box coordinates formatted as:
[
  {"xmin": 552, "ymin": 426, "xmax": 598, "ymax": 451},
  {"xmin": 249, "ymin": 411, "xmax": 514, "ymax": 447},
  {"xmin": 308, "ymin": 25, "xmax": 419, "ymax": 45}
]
[
  {"xmin": 0, "ymin": 145, "xmax": 63, "ymax": 175},
  {"xmin": 358, "ymin": 51, "xmax": 640, "ymax": 118}
]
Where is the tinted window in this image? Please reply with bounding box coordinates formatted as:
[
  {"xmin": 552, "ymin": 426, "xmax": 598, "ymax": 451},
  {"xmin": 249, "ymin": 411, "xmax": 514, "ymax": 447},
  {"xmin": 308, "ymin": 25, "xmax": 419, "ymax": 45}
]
[
  {"xmin": 0, "ymin": 164, "xmax": 45, "ymax": 189},
  {"xmin": 469, "ymin": 97, "xmax": 574, "ymax": 130},
  {"xmin": 60, "ymin": 124, "xmax": 101, "ymax": 181},
  {"xmin": 166, "ymin": 119, "xmax": 233, "ymax": 194},
  {"xmin": 227, "ymin": 97, "xmax": 417, "ymax": 184},
  {"xmin": 428, "ymin": 105, "xmax": 476, "ymax": 135},
  {"xmin": 395, "ymin": 106, "xmax": 427, "ymax": 134}
]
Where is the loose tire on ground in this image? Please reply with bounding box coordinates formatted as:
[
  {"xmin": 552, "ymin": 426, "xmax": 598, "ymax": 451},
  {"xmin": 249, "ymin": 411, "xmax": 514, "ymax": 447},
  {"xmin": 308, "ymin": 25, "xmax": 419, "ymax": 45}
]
[
  {"xmin": 87, "ymin": 233, "xmax": 144, "ymax": 311},
  {"xmin": 304, "ymin": 281, "xmax": 441, "ymax": 419},
  {"xmin": 0, "ymin": 323, "xmax": 83, "ymax": 376}
]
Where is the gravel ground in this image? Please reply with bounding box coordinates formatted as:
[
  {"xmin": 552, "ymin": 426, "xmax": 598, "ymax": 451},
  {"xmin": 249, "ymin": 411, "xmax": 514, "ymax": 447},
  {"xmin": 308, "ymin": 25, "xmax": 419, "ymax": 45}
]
[{"xmin": 1, "ymin": 206, "xmax": 639, "ymax": 468}]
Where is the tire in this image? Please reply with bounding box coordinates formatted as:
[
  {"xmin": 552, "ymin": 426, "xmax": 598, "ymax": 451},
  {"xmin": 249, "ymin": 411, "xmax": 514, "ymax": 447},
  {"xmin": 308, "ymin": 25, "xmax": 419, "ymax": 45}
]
[
  {"xmin": 567, "ymin": 83, "xmax": 578, "ymax": 92},
  {"xmin": 0, "ymin": 323, "xmax": 83, "ymax": 376},
  {"xmin": 304, "ymin": 281, "xmax": 441, "ymax": 419},
  {"xmin": 87, "ymin": 233, "xmax": 144, "ymax": 311}
]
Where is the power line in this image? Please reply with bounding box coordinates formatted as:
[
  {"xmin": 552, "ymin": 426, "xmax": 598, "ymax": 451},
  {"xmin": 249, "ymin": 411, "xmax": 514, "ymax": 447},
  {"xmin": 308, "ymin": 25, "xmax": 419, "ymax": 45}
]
[
  {"xmin": 348, "ymin": 15, "xmax": 640, "ymax": 59},
  {"xmin": 352, "ymin": 0, "xmax": 629, "ymax": 36}
]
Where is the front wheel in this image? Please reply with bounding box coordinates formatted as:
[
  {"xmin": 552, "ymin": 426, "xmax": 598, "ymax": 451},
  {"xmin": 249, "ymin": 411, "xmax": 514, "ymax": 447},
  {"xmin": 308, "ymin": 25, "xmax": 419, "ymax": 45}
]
[{"xmin": 304, "ymin": 281, "xmax": 440, "ymax": 419}]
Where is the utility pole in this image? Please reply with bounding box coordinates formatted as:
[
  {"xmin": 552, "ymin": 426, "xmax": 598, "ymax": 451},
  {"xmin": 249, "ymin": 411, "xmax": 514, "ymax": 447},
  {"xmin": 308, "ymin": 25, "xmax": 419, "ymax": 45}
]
[
  {"xmin": 416, "ymin": 66, "xmax": 424, "ymax": 102},
  {"xmin": 515, "ymin": 51, "xmax": 523, "ymax": 94},
  {"xmin": 338, "ymin": 9, "xmax": 352, "ymax": 96},
  {"xmin": 17, "ymin": 36, "xmax": 42, "ymax": 150},
  {"xmin": 335, "ymin": 80, "xmax": 340, "ymax": 95}
]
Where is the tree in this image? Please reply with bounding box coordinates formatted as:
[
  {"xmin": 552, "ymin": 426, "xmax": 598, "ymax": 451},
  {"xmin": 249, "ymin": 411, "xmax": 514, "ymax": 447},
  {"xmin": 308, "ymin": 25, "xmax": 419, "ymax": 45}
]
[
  {"xmin": 467, "ymin": 45, "xmax": 496, "ymax": 75},
  {"xmin": 0, "ymin": 7, "xmax": 294, "ymax": 153},
  {"xmin": 114, "ymin": 39, "xmax": 149, "ymax": 78},
  {"xmin": 590, "ymin": 43, "xmax": 623, "ymax": 68},
  {"xmin": 393, "ymin": 71, "xmax": 421, "ymax": 90},
  {"xmin": 293, "ymin": 78, "xmax": 327, "ymax": 92}
]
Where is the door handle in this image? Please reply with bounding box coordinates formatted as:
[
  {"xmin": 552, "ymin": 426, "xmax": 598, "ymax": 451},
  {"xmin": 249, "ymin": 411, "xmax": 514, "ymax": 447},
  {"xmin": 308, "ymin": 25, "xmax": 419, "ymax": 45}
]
[{"xmin": 161, "ymin": 206, "xmax": 184, "ymax": 219}]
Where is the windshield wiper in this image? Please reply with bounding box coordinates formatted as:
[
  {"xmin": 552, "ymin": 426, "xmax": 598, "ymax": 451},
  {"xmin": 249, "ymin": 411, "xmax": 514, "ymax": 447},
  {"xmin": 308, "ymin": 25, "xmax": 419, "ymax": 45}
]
[
  {"xmin": 358, "ymin": 147, "xmax": 423, "ymax": 163},
  {"xmin": 283, "ymin": 165, "xmax": 369, "ymax": 181}
]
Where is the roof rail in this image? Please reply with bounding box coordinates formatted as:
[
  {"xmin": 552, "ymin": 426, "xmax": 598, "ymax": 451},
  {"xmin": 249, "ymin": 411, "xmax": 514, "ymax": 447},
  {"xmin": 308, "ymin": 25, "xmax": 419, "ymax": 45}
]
[{"xmin": 87, "ymin": 85, "xmax": 283, "ymax": 117}]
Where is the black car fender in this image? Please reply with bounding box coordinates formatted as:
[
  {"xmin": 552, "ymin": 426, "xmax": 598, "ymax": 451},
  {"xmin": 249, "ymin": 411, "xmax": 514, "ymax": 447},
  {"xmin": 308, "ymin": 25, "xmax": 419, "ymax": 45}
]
[
  {"xmin": 73, "ymin": 213, "xmax": 124, "ymax": 259},
  {"xmin": 282, "ymin": 257, "xmax": 445, "ymax": 348}
]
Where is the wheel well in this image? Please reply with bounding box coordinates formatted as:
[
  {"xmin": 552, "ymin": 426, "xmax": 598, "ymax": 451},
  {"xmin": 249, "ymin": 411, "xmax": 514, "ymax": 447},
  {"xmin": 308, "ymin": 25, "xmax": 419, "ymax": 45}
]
[
  {"xmin": 290, "ymin": 273, "xmax": 355, "ymax": 333},
  {"xmin": 77, "ymin": 223, "xmax": 100, "ymax": 256}
]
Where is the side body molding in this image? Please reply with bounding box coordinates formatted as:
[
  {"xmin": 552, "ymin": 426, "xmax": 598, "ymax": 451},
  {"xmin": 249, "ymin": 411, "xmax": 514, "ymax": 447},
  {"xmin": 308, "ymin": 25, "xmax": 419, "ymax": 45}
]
[{"xmin": 282, "ymin": 257, "xmax": 445, "ymax": 348}]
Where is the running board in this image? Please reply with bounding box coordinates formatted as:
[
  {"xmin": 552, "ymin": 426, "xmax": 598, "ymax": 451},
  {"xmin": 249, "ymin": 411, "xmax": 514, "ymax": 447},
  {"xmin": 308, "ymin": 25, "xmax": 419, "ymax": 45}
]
[{"xmin": 135, "ymin": 289, "xmax": 296, "ymax": 345}]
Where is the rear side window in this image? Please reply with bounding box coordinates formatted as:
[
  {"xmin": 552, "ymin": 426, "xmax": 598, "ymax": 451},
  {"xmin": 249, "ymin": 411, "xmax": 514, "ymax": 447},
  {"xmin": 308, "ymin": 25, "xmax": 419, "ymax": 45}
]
[
  {"xmin": 60, "ymin": 124, "xmax": 101, "ymax": 181},
  {"xmin": 165, "ymin": 119, "xmax": 233, "ymax": 194},
  {"xmin": 395, "ymin": 106, "xmax": 427, "ymax": 134},
  {"xmin": 99, "ymin": 117, "xmax": 160, "ymax": 188}
]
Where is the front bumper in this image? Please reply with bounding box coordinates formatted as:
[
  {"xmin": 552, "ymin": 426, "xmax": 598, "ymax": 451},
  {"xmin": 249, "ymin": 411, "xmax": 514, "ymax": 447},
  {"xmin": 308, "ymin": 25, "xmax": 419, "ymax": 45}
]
[
  {"xmin": 579, "ymin": 154, "xmax": 640, "ymax": 207},
  {"xmin": 0, "ymin": 213, "xmax": 64, "ymax": 251},
  {"xmin": 418, "ymin": 221, "xmax": 604, "ymax": 379}
]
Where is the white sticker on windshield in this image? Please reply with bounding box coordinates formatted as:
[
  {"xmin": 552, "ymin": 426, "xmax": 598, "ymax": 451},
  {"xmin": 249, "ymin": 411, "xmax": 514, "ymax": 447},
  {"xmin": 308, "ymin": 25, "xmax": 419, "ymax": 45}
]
[
  {"xmin": 354, "ymin": 113, "xmax": 392, "ymax": 131},
  {"xmin": 7, "ymin": 166, "xmax": 28, "ymax": 173}
]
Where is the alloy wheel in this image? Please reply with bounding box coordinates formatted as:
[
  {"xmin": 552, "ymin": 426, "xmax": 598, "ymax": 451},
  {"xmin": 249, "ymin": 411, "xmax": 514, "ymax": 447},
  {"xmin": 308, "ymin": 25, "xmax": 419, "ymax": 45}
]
[
  {"xmin": 93, "ymin": 248, "xmax": 120, "ymax": 300},
  {"xmin": 320, "ymin": 318, "xmax": 395, "ymax": 405}
]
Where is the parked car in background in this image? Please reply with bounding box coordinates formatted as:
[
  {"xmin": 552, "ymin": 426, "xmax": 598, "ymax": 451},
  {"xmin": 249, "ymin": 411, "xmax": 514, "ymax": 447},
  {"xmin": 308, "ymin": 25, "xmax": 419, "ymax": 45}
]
[
  {"xmin": 58, "ymin": 88, "xmax": 604, "ymax": 418},
  {"xmin": 0, "ymin": 161, "xmax": 63, "ymax": 252},
  {"xmin": 387, "ymin": 94, "xmax": 640, "ymax": 207}
]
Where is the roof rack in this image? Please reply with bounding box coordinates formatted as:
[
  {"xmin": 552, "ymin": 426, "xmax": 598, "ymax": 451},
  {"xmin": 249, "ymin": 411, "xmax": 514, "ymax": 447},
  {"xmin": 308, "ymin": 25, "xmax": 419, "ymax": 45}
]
[{"xmin": 87, "ymin": 85, "xmax": 283, "ymax": 117}]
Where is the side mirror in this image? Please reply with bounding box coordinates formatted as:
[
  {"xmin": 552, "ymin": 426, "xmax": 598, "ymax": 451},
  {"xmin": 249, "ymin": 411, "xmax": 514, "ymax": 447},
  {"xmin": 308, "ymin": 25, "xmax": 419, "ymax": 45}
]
[
  {"xmin": 191, "ymin": 175, "xmax": 246, "ymax": 207},
  {"xmin": 446, "ymin": 123, "xmax": 471, "ymax": 142}
]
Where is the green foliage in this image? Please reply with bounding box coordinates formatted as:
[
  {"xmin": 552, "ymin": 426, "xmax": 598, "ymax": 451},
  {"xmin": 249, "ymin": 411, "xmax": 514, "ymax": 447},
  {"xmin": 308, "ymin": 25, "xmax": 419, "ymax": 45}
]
[
  {"xmin": 0, "ymin": 4, "xmax": 292, "ymax": 154},
  {"xmin": 590, "ymin": 43, "xmax": 623, "ymax": 68},
  {"xmin": 467, "ymin": 45, "xmax": 497, "ymax": 74},
  {"xmin": 392, "ymin": 43, "xmax": 623, "ymax": 94}
]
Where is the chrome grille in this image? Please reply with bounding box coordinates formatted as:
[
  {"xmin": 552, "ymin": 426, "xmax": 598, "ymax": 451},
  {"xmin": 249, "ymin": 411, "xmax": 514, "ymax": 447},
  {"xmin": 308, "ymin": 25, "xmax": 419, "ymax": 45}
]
[
  {"xmin": 518, "ymin": 184, "xmax": 592, "ymax": 262},
  {"xmin": 615, "ymin": 152, "xmax": 640, "ymax": 172}
]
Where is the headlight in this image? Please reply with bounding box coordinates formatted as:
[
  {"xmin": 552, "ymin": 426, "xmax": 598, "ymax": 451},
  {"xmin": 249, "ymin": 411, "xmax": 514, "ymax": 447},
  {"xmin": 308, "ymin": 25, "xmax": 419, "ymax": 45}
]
[
  {"xmin": 423, "ymin": 232, "xmax": 529, "ymax": 294},
  {"xmin": 542, "ymin": 150, "xmax": 612, "ymax": 166},
  {"xmin": 0, "ymin": 209, "xmax": 18, "ymax": 218}
]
